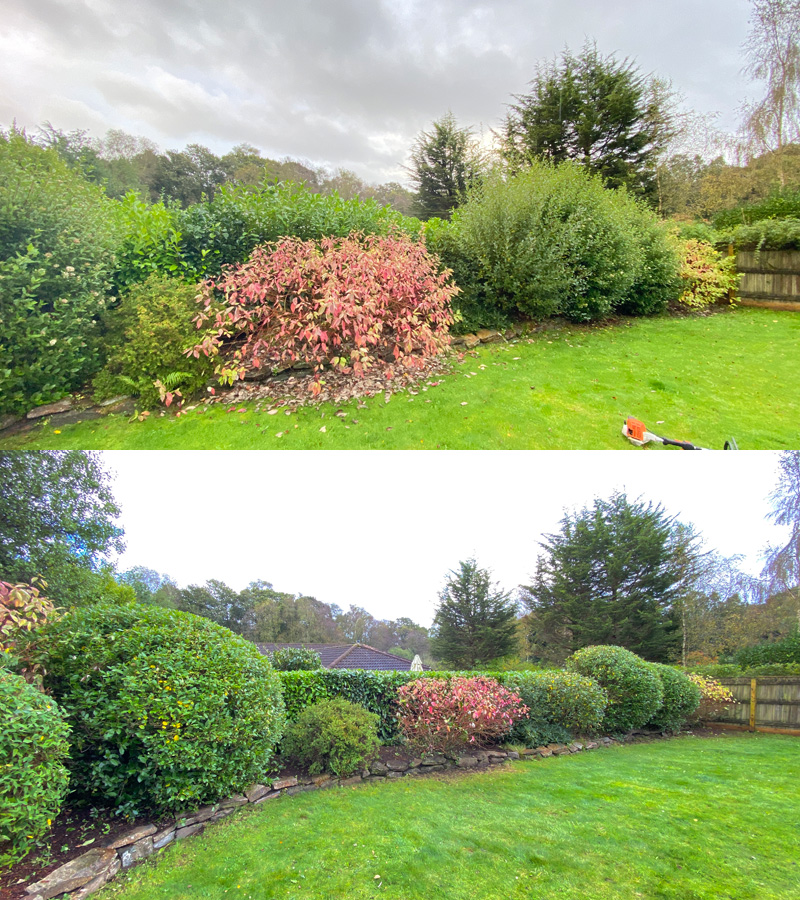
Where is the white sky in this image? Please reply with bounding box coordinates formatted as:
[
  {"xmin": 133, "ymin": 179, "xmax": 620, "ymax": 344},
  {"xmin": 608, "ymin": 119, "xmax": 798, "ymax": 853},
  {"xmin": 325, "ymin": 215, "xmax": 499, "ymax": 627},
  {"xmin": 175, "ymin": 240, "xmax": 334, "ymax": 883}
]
[
  {"xmin": 106, "ymin": 450, "xmax": 785, "ymax": 627},
  {"xmin": 2, "ymin": 0, "xmax": 754, "ymax": 184}
]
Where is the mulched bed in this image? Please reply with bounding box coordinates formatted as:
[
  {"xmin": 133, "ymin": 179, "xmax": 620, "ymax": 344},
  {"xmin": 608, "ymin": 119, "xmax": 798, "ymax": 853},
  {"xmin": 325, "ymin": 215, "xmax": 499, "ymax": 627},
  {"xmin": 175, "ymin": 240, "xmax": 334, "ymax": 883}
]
[{"xmin": 0, "ymin": 727, "xmax": 729, "ymax": 899}]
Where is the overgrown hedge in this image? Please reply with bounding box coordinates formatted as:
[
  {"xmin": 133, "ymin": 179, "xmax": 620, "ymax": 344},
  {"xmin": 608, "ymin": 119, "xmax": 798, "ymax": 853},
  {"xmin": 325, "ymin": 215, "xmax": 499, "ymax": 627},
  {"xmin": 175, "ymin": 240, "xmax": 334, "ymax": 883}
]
[{"xmin": 426, "ymin": 162, "xmax": 682, "ymax": 329}]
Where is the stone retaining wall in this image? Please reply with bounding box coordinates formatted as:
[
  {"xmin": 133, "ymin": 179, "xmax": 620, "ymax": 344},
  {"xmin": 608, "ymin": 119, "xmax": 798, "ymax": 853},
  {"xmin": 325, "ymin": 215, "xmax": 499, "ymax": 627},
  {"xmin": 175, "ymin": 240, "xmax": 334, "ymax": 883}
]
[{"xmin": 22, "ymin": 736, "xmax": 631, "ymax": 900}]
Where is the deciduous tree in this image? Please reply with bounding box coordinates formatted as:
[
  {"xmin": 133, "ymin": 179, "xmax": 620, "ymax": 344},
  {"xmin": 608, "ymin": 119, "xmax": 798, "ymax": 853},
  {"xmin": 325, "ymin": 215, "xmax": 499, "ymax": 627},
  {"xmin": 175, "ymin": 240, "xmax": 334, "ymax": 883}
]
[{"xmin": 0, "ymin": 452, "xmax": 125, "ymax": 607}]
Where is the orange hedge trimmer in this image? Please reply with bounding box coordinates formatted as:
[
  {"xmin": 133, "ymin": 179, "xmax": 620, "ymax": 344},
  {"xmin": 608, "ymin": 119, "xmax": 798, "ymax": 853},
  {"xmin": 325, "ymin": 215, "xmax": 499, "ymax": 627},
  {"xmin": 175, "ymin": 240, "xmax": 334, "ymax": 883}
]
[{"xmin": 623, "ymin": 417, "xmax": 738, "ymax": 450}]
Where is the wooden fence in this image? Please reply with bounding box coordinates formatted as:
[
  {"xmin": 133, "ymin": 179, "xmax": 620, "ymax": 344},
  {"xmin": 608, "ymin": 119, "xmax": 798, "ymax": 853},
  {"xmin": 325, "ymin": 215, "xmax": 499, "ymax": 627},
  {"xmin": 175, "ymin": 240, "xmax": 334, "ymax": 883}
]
[
  {"xmin": 712, "ymin": 676, "xmax": 800, "ymax": 735},
  {"xmin": 734, "ymin": 249, "xmax": 800, "ymax": 310}
]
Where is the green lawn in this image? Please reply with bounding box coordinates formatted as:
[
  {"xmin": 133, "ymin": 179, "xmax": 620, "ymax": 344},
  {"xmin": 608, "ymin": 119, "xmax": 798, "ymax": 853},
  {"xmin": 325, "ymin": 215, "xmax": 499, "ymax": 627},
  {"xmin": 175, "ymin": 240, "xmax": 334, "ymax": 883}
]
[
  {"xmin": 106, "ymin": 733, "xmax": 798, "ymax": 900},
  {"xmin": 4, "ymin": 307, "xmax": 799, "ymax": 449}
]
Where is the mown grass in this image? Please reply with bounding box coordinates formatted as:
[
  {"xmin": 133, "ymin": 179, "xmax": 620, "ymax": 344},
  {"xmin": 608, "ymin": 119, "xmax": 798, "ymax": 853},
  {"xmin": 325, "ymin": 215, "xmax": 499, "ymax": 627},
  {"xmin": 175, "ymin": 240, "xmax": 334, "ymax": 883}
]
[
  {"xmin": 107, "ymin": 733, "xmax": 798, "ymax": 900},
  {"xmin": 4, "ymin": 307, "xmax": 799, "ymax": 449}
]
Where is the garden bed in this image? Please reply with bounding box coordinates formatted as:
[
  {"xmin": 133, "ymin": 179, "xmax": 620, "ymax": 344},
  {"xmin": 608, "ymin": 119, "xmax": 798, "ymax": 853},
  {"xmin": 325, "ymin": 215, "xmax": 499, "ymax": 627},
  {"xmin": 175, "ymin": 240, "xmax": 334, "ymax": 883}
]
[{"xmin": 1, "ymin": 728, "xmax": 722, "ymax": 900}]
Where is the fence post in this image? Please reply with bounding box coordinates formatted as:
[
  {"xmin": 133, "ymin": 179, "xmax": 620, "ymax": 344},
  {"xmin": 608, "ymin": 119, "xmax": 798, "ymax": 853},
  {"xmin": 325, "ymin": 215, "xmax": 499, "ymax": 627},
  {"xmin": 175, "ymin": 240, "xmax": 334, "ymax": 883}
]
[{"xmin": 749, "ymin": 678, "xmax": 757, "ymax": 732}]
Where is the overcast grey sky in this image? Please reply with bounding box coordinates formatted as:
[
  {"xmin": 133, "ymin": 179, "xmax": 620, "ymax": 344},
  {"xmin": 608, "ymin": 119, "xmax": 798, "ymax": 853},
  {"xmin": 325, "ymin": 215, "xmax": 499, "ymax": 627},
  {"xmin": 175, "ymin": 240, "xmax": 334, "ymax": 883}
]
[
  {"xmin": 106, "ymin": 450, "xmax": 785, "ymax": 627},
  {"xmin": 2, "ymin": 0, "xmax": 754, "ymax": 184}
]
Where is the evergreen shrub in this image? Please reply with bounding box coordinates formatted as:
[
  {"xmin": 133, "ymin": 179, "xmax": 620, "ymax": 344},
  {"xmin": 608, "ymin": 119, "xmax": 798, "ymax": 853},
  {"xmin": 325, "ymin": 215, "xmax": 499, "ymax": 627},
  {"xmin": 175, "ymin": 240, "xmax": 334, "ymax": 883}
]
[
  {"xmin": 0, "ymin": 670, "xmax": 70, "ymax": 865},
  {"xmin": 567, "ymin": 645, "xmax": 664, "ymax": 733},
  {"xmin": 734, "ymin": 628, "xmax": 800, "ymax": 668},
  {"xmin": 448, "ymin": 162, "xmax": 680, "ymax": 324},
  {"xmin": 502, "ymin": 670, "xmax": 607, "ymax": 747},
  {"xmin": 281, "ymin": 698, "xmax": 380, "ymax": 776},
  {"xmin": 270, "ymin": 647, "xmax": 322, "ymax": 671},
  {"xmin": 24, "ymin": 603, "xmax": 285, "ymax": 816},
  {"xmin": 0, "ymin": 133, "xmax": 121, "ymax": 414},
  {"xmin": 93, "ymin": 275, "xmax": 213, "ymax": 407},
  {"xmin": 278, "ymin": 669, "xmax": 414, "ymax": 742},
  {"xmin": 646, "ymin": 664, "xmax": 701, "ymax": 731}
]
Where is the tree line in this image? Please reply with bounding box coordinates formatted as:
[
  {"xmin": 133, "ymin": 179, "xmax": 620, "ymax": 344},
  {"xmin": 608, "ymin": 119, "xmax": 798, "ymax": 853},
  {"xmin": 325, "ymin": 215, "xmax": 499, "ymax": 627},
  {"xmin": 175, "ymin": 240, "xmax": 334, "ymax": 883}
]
[{"xmin": 1, "ymin": 450, "xmax": 798, "ymax": 671}]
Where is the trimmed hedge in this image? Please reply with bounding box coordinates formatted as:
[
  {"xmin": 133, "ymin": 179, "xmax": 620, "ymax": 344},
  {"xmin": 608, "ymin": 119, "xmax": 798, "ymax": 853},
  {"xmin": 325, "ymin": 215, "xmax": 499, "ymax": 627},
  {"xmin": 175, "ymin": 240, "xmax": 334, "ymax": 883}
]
[
  {"xmin": 501, "ymin": 670, "xmax": 608, "ymax": 747},
  {"xmin": 0, "ymin": 670, "xmax": 70, "ymax": 866},
  {"xmin": 24, "ymin": 603, "xmax": 285, "ymax": 816},
  {"xmin": 734, "ymin": 628, "xmax": 800, "ymax": 669},
  {"xmin": 567, "ymin": 646, "xmax": 664, "ymax": 734},
  {"xmin": 646, "ymin": 664, "xmax": 701, "ymax": 732},
  {"xmin": 282, "ymin": 698, "xmax": 380, "ymax": 776},
  {"xmin": 278, "ymin": 669, "xmax": 414, "ymax": 742}
]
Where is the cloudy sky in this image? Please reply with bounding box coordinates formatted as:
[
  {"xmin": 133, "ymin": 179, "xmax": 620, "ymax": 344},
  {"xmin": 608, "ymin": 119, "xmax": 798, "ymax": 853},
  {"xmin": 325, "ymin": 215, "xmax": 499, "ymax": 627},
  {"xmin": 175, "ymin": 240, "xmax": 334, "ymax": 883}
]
[
  {"xmin": 105, "ymin": 450, "xmax": 786, "ymax": 627},
  {"xmin": 3, "ymin": 0, "xmax": 755, "ymax": 184}
]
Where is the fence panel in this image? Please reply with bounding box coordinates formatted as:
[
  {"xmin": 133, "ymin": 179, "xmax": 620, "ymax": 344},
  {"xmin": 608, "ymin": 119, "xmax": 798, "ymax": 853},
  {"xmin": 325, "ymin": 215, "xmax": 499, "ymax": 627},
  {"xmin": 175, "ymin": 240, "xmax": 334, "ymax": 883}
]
[{"xmin": 713, "ymin": 677, "xmax": 800, "ymax": 734}]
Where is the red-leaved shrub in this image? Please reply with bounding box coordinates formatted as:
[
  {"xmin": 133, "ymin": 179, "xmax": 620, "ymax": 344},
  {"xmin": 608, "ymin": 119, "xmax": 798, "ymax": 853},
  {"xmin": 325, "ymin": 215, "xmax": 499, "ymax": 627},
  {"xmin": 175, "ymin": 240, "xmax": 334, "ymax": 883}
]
[
  {"xmin": 191, "ymin": 232, "xmax": 457, "ymax": 393},
  {"xmin": 396, "ymin": 676, "xmax": 528, "ymax": 754}
]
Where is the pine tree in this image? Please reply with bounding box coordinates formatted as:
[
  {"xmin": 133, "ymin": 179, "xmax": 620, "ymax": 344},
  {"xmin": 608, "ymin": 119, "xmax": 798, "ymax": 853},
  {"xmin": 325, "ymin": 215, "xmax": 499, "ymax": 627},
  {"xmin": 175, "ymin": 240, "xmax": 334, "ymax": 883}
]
[
  {"xmin": 406, "ymin": 112, "xmax": 484, "ymax": 220},
  {"xmin": 520, "ymin": 492, "xmax": 692, "ymax": 663},
  {"xmin": 431, "ymin": 558, "xmax": 518, "ymax": 668}
]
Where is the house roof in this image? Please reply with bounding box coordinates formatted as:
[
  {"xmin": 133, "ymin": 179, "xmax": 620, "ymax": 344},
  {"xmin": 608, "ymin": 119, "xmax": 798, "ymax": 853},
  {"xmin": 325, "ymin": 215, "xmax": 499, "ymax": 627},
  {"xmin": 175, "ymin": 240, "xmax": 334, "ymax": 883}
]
[{"xmin": 255, "ymin": 642, "xmax": 423, "ymax": 671}]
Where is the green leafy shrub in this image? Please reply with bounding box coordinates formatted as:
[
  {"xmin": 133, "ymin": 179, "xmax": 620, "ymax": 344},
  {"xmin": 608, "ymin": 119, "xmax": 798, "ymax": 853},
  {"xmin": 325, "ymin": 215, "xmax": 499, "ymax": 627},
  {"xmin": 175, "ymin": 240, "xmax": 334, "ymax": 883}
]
[
  {"xmin": 567, "ymin": 645, "xmax": 664, "ymax": 734},
  {"xmin": 177, "ymin": 182, "xmax": 422, "ymax": 280},
  {"xmin": 396, "ymin": 675, "xmax": 528, "ymax": 753},
  {"xmin": 646, "ymin": 664, "xmax": 701, "ymax": 731},
  {"xmin": 112, "ymin": 183, "xmax": 423, "ymax": 291},
  {"xmin": 194, "ymin": 232, "xmax": 455, "ymax": 392},
  {"xmin": 501, "ymin": 670, "xmax": 607, "ymax": 747},
  {"xmin": 93, "ymin": 275, "xmax": 213, "ymax": 407},
  {"xmin": 718, "ymin": 217, "xmax": 800, "ymax": 252},
  {"xmin": 0, "ymin": 133, "xmax": 121, "ymax": 414},
  {"xmin": 450, "ymin": 163, "xmax": 678, "ymax": 324},
  {"xmin": 278, "ymin": 669, "xmax": 414, "ymax": 742},
  {"xmin": 422, "ymin": 217, "xmax": 510, "ymax": 334},
  {"xmin": 281, "ymin": 698, "xmax": 380, "ymax": 776},
  {"xmin": 0, "ymin": 670, "xmax": 70, "ymax": 866},
  {"xmin": 713, "ymin": 190, "xmax": 800, "ymax": 230},
  {"xmin": 734, "ymin": 627, "xmax": 800, "ymax": 668},
  {"xmin": 22, "ymin": 602, "xmax": 285, "ymax": 816},
  {"xmin": 676, "ymin": 239, "xmax": 740, "ymax": 309},
  {"xmin": 270, "ymin": 647, "xmax": 322, "ymax": 671},
  {"xmin": 616, "ymin": 211, "xmax": 683, "ymax": 317}
]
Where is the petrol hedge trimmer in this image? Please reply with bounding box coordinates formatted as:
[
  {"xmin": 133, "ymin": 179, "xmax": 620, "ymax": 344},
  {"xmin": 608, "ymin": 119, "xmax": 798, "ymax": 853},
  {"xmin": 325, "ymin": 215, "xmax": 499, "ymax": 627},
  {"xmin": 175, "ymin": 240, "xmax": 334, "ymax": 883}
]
[{"xmin": 623, "ymin": 417, "xmax": 738, "ymax": 450}]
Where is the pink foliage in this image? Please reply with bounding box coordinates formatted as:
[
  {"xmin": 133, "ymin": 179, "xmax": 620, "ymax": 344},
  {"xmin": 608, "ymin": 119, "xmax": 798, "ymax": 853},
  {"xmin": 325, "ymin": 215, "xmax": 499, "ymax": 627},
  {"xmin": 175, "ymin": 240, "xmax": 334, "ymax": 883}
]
[
  {"xmin": 191, "ymin": 232, "xmax": 457, "ymax": 393},
  {"xmin": 396, "ymin": 676, "xmax": 529, "ymax": 754}
]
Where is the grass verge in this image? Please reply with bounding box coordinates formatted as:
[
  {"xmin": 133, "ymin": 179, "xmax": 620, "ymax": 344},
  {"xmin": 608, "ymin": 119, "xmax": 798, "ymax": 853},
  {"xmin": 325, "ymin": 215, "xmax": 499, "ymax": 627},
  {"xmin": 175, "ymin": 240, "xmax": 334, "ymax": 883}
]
[
  {"xmin": 3, "ymin": 307, "xmax": 799, "ymax": 449},
  {"xmin": 106, "ymin": 733, "xmax": 799, "ymax": 900}
]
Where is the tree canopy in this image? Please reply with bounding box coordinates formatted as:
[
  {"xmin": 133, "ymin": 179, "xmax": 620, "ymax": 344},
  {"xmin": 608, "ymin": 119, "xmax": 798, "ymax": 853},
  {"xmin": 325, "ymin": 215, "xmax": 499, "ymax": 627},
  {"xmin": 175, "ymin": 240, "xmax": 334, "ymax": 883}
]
[
  {"xmin": 520, "ymin": 492, "xmax": 693, "ymax": 663},
  {"xmin": 500, "ymin": 41, "xmax": 668, "ymax": 200},
  {"xmin": 431, "ymin": 558, "xmax": 519, "ymax": 668},
  {"xmin": 0, "ymin": 451, "xmax": 126, "ymax": 606}
]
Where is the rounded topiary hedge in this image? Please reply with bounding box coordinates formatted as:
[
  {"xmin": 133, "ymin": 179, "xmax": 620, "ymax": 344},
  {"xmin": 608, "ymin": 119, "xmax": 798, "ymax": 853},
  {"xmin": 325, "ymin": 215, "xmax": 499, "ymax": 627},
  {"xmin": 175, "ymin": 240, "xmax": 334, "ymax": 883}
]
[
  {"xmin": 501, "ymin": 670, "xmax": 608, "ymax": 747},
  {"xmin": 646, "ymin": 664, "xmax": 701, "ymax": 732},
  {"xmin": 281, "ymin": 697, "xmax": 380, "ymax": 777},
  {"xmin": 566, "ymin": 645, "xmax": 664, "ymax": 734},
  {"xmin": 24, "ymin": 602, "xmax": 285, "ymax": 816},
  {"xmin": 0, "ymin": 669, "xmax": 70, "ymax": 865}
]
